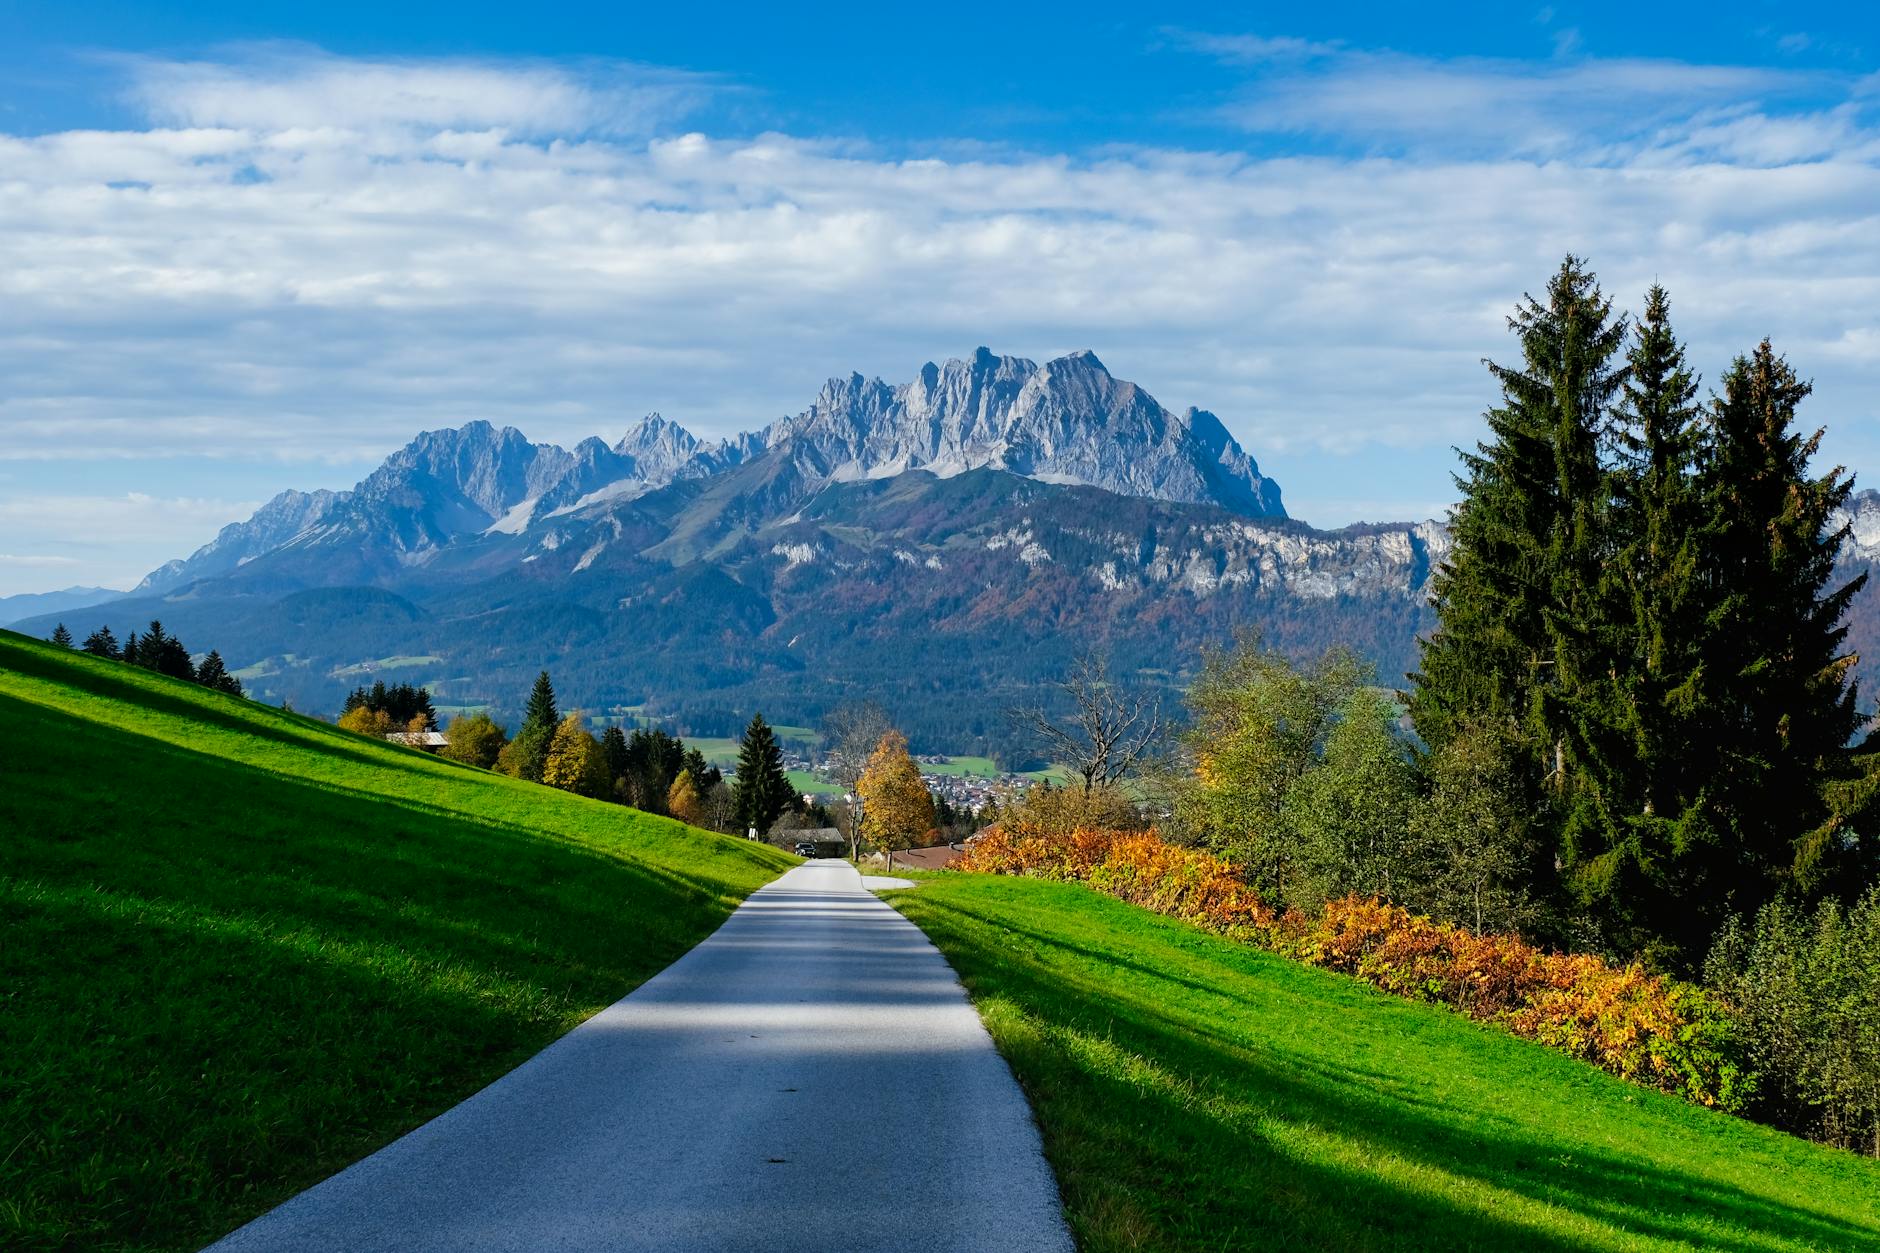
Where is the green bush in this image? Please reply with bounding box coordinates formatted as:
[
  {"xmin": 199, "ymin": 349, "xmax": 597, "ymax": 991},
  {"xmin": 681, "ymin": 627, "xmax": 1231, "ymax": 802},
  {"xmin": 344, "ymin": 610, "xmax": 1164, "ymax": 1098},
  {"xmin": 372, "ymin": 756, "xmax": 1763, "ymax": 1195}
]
[{"xmin": 1707, "ymin": 889, "xmax": 1880, "ymax": 1154}]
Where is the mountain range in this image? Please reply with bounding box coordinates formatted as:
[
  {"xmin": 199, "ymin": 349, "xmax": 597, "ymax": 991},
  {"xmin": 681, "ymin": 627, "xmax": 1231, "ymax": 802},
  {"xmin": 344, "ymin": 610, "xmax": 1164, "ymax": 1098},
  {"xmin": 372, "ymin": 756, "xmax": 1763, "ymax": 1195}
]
[{"xmin": 19, "ymin": 349, "xmax": 1880, "ymax": 758}]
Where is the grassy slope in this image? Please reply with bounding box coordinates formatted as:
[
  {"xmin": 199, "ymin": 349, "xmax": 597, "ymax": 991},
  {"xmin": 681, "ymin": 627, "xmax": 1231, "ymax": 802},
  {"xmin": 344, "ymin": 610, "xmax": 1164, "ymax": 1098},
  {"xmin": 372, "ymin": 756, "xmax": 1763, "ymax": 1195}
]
[
  {"xmin": 887, "ymin": 874, "xmax": 1880, "ymax": 1253},
  {"xmin": 0, "ymin": 632, "xmax": 793, "ymax": 1252}
]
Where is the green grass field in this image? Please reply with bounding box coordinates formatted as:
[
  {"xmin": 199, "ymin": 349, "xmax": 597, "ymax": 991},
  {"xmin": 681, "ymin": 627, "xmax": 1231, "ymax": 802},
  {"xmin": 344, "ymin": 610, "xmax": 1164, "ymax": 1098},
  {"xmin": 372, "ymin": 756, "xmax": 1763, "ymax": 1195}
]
[
  {"xmin": 885, "ymin": 874, "xmax": 1880, "ymax": 1252},
  {"xmin": 921, "ymin": 754, "xmax": 999, "ymax": 777},
  {"xmin": 0, "ymin": 631, "xmax": 793, "ymax": 1252},
  {"xmin": 328, "ymin": 654, "xmax": 444, "ymax": 679}
]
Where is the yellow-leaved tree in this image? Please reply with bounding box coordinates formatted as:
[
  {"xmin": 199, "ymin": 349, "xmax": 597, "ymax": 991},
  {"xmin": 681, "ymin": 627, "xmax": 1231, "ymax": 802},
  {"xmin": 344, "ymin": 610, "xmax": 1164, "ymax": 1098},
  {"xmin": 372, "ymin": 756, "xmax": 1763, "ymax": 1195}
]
[
  {"xmin": 542, "ymin": 713, "xmax": 611, "ymax": 798},
  {"xmin": 856, "ymin": 730, "xmax": 935, "ymax": 871},
  {"xmin": 337, "ymin": 706, "xmax": 395, "ymax": 738},
  {"xmin": 667, "ymin": 769, "xmax": 705, "ymax": 826}
]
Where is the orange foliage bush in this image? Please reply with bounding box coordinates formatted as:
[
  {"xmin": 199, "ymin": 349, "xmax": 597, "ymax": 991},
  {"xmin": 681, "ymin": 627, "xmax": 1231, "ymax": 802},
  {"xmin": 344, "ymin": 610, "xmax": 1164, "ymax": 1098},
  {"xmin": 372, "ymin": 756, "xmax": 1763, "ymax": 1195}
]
[{"xmin": 958, "ymin": 823, "xmax": 1750, "ymax": 1111}]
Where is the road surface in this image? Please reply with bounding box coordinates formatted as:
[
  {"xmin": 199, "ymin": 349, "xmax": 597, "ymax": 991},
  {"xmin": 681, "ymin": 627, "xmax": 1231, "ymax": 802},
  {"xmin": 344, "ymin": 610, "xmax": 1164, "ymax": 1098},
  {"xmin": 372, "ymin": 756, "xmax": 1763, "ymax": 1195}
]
[{"xmin": 205, "ymin": 859, "xmax": 1073, "ymax": 1252}]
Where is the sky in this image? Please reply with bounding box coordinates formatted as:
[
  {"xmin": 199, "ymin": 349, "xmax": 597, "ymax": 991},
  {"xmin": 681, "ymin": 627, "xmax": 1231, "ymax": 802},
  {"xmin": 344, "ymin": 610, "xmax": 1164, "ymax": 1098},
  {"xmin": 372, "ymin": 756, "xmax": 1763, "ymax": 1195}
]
[{"xmin": 1, "ymin": 1, "xmax": 1877, "ymax": 595}]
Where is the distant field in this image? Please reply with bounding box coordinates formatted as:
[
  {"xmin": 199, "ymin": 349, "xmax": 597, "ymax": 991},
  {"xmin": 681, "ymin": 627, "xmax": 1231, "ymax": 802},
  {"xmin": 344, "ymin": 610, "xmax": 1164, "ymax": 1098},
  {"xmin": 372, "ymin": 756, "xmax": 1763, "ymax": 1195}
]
[
  {"xmin": 787, "ymin": 769, "xmax": 842, "ymax": 796},
  {"xmin": 886, "ymin": 874, "xmax": 1880, "ymax": 1252},
  {"xmin": 329, "ymin": 654, "xmax": 443, "ymax": 679},
  {"xmin": 922, "ymin": 755, "xmax": 999, "ymax": 777},
  {"xmin": 0, "ymin": 631, "xmax": 792, "ymax": 1252}
]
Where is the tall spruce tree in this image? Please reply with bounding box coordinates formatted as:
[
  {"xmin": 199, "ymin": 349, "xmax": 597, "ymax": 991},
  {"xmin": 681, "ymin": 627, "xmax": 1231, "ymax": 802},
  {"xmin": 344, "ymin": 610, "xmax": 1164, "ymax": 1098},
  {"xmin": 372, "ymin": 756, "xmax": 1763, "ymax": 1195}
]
[
  {"xmin": 501, "ymin": 671, "xmax": 560, "ymax": 783},
  {"xmin": 1556, "ymin": 287, "xmax": 1714, "ymax": 959},
  {"xmin": 194, "ymin": 650, "xmax": 244, "ymax": 696},
  {"xmin": 523, "ymin": 671, "xmax": 558, "ymax": 733},
  {"xmin": 49, "ymin": 623, "xmax": 72, "ymax": 648},
  {"xmin": 732, "ymin": 713, "xmax": 795, "ymax": 836},
  {"xmin": 1410, "ymin": 256, "xmax": 1628, "ymax": 932},
  {"xmin": 1700, "ymin": 341, "xmax": 1871, "ymax": 923},
  {"xmin": 81, "ymin": 626, "xmax": 119, "ymax": 658}
]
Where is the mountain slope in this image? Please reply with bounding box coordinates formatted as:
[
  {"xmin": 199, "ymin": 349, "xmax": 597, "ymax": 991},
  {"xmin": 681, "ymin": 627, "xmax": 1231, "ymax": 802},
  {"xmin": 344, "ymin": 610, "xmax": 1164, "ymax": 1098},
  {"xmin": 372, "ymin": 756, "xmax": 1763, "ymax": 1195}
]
[
  {"xmin": 0, "ymin": 585, "xmax": 122, "ymax": 627},
  {"xmin": 889, "ymin": 873, "xmax": 1880, "ymax": 1251},
  {"xmin": 0, "ymin": 631, "xmax": 790, "ymax": 1252}
]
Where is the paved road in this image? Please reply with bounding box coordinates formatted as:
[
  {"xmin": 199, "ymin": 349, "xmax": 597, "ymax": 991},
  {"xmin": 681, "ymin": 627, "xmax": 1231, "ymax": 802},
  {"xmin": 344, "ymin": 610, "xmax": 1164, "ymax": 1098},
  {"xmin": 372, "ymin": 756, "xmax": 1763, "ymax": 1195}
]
[{"xmin": 206, "ymin": 860, "xmax": 1073, "ymax": 1252}]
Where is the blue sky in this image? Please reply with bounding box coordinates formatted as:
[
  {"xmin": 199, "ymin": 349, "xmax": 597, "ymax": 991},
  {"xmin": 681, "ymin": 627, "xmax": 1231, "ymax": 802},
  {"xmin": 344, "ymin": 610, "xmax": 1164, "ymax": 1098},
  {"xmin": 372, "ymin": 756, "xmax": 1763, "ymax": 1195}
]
[{"xmin": 1, "ymin": 2, "xmax": 1877, "ymax": 593}]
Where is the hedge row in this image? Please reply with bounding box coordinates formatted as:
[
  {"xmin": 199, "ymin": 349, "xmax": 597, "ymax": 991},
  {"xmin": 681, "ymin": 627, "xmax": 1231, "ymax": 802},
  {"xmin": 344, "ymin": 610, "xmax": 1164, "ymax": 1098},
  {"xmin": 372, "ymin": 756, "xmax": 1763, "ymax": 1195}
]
[{"xmin": 956, "ymin": 823, "xmax": 1750, "ymax": 1111}]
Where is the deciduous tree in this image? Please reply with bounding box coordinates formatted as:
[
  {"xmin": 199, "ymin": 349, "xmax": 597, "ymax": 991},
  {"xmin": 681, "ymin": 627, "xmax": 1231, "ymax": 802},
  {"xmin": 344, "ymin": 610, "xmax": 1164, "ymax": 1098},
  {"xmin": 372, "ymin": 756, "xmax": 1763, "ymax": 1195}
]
[
  {"xmin": 857, "ymin": 730, "xmax": 935, "ymax": 871},
  {"xmin": 442, "ymin": 712, "xmax": 508, "ymax": 768},
  {"xmin": 667, "ymin": 769, "xmax": 705, "ymax": 826},
  {"xmin": 542, "ymin": 713, "xmax": 609, "ymax": 797}
]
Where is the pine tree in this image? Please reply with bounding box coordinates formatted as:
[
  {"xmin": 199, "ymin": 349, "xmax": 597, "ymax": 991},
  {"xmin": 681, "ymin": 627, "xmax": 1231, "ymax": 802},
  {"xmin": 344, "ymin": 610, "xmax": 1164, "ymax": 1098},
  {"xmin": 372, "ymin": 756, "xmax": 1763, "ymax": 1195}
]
[
  {"xmin": 1698, "ymin": 341, "xmax": 1870, "ymax": 932},
  {"xmin": 1557, "ymin": 287, "xmax": 1713, "ymax": 958},
  {"xmin": 49, "ymin": 623, "xmax": 72, "ymax": 648},
  {"xmin": 81, "ymin": 626, "xmax": 120, "ymax": 659},
  {"xmin": 1410, "ymin": 255, "xmax": 1628, "ymax": 933},
  {"xmin": 600, "ymin": 726, "xmax": 630, "ymax": 801},
  {"xmin": 121, "ymin": 631, "xmax": 139, "ymax": 666},
  {"xmin": 497, "ymin": 671, "xmax": 561, "ymax": 783},
  {"xmin": 523, "ymin": 672, "xmax": 558, "ymax": 735},
  {"xmin": 194, "ymin": 650, "xmax": 244, "ymax": 696},
  {"xmin": 732, "ymin": 713, "xmax": 796, "ymax": 837}
]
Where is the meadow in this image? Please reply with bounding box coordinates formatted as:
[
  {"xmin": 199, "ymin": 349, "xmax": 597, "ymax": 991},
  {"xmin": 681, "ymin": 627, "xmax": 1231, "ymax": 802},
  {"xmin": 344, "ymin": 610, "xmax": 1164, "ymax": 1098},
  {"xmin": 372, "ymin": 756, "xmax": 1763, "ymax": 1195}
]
[
  {"xmin": 886, "ymin": 873, "xmax": 1880, "ymax": 1252},
  {"xmin": 0, "ymin": 631, "xmax": 792, "ymax": 1252}
]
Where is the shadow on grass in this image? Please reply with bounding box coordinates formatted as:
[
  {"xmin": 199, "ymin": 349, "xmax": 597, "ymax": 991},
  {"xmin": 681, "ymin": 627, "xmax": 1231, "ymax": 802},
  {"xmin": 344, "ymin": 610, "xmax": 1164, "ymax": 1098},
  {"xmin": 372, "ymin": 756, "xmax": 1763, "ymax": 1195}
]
[
  {"xmin": 0, "ymin": 696, "xmax": 784, "ymax": 1253},
  {"xmin": 896, "ymin": 886, "xmax": 1880, "ymax": 1253}
]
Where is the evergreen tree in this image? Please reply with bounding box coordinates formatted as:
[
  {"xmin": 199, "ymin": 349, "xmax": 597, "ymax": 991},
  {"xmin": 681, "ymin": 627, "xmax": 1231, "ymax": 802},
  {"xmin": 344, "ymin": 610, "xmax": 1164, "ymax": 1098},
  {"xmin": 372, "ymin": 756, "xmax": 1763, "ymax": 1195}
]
[
  {"xmin": 1557, "ymin": 287, "xmax": 1714, "ymax": 958},
  {"xmin": 499, "ymin": 671, "xmax": 561, "ymax": 783},
  {"xmin": 135, "ymin": 620, "xmax": 194, "ymax": 680},
  {"xmin": 194, "ymin": 650, "xmax": 244, "ymax": 696},
  {"xmin": 81, "ymin": 625, "xmax": 120, "ymax": 659},
  {"xmin": 732, "ymin": 713, "xmax": 796, "ymax": 837},
  {"xmin": 1410, "ymin": 255, "xmax": 1628, "ymax": 933},
  {"xmin": 523, "ymin": 671, "xmax": 558, "ymax": 734},
  {"xmin": 683, "ymin": 746, "xmax": 722, "ymax": 792},
  {"xmin": 600, "ymin": 726, "xmax": 630, "ymax": 801},
  {"xmin": 1699, "ymin": 341, "xmax": 1871, "ymax": 926},
  {"xmin": 49, "ymin": 623, "xmax": 72, "ymax": 648},
  {"xmin": 121, "ymin": 631, "xmax": 139, "ymax": 666}
]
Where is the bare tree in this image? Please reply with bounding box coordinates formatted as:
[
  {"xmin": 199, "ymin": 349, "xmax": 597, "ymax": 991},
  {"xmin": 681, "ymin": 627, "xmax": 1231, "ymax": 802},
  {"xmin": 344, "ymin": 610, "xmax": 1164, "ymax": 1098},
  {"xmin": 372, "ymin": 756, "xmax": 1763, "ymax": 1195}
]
[
  {"xmin": 821, "ymin": 701, "xmax": 894, "ymax": 859},
  {"xmin": 1011, "ymin": 653, "xmax": 1165, "ymax": 796}
]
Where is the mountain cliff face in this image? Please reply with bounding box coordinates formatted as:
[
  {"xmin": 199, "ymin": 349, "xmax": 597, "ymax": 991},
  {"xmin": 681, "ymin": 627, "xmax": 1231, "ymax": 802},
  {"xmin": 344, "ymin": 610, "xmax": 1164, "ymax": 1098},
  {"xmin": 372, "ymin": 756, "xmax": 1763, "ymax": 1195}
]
[
  {"xmin": 62, "ymin": 350, "xmax": 1876, "ymax": 755},
  {"xmin": 750, "ymin": 349, "xmax": 1284, "ymax": 516},
  {"xmin": 136, "ymin": 350, "xmax": 1288, "ymax": 594}
]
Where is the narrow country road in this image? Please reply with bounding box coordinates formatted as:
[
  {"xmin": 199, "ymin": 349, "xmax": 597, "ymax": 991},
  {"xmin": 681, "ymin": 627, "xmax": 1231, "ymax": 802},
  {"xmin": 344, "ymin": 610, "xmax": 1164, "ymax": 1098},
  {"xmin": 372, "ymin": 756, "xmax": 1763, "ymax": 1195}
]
[{"xmin": 205, "ymin": 860, "xmax": 1073, "ymax": 1252}]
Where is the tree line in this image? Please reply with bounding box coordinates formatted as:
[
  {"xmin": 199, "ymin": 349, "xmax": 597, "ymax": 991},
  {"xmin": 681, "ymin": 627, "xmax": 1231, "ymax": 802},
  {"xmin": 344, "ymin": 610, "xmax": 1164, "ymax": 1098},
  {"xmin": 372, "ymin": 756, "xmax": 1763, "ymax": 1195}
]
[
  {"xmin": 1020, "ymin": 258, "xmax": 1878, "ymax": 1151},
  {"xmin": 51, "ymin": 619, "xmax": 244, "ymax": 696}
]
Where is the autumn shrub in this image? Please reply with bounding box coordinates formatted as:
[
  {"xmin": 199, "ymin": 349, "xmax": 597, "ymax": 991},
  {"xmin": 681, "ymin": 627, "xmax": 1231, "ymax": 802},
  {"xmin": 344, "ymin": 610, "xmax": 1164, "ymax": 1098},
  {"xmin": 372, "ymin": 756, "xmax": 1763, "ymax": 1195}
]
[{"xmin": 960, "ymin": 823, "xmax": 1749, "ymax": 1112}]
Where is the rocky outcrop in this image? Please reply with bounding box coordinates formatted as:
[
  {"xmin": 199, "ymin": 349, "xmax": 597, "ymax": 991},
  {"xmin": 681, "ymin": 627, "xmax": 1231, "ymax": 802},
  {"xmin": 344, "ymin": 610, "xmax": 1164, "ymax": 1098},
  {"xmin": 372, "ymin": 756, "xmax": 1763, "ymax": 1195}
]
[{"xmin": 747, "ymin": 348, "xmax": 1285, "ymax": 516}]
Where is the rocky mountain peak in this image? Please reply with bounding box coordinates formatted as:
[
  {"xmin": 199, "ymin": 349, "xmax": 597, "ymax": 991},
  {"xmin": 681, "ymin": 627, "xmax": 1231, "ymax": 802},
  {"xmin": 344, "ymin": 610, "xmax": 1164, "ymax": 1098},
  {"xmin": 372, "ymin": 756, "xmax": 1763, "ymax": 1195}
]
[{"xmin": 751, "ymin": 348, "xmax": 1283, "ymax": 516}]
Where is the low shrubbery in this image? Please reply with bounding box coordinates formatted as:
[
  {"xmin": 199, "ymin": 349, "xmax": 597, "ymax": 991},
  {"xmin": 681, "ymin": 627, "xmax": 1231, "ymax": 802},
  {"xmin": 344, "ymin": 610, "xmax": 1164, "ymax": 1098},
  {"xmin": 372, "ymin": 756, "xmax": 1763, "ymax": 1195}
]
[
  {"xmin": 1708, "ymin": 891, "xmax": 1880, "ymax": 1154},
  {"xmin": 960, "ymin": 823, "xmax": 1750, "ymax": 1112}
]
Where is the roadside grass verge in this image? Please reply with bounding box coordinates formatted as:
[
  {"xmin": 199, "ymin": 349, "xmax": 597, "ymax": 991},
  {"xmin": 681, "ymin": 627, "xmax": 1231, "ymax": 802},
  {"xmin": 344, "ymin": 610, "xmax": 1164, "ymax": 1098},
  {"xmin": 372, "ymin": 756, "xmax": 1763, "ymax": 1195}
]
[
  {"xmin": 0, "ymin": 631, "xmax": 793, "ymax": 1253},
  {"xmin": 885, "ymin": 873, "xmax": 1880, "ymax": 1252}
]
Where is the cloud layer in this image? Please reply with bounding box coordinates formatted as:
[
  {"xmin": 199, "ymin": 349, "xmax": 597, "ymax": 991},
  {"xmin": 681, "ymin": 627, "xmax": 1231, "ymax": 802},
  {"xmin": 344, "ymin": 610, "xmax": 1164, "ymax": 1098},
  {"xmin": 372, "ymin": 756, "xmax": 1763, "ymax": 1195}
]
[{"xmin": 0, "ymin": 42, "xmax": 1877, "ymax": 591}]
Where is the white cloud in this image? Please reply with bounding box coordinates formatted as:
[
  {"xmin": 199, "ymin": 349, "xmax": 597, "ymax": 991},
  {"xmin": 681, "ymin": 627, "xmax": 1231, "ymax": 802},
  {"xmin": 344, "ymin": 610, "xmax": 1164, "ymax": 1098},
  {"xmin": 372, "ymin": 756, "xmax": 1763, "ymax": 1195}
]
[
  {"xmin": 116, "ymin": 44, "xmax": 715, "ymax": 137},
  {"xmin": 1214, "ymin": 53, "xmax": 1816, "ymax": 157},
  {"xmin": 0, "ymin": 46, "xmax": 1878, "ymax": 590},
  {"xmin": 1161, "ymin": 30, "xmax": 1342, "ymax": 63}
]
